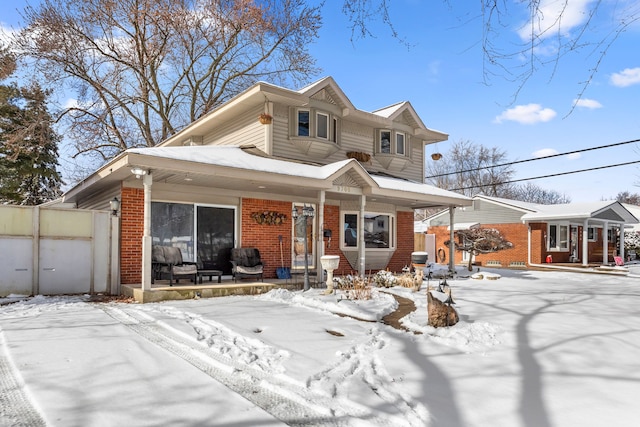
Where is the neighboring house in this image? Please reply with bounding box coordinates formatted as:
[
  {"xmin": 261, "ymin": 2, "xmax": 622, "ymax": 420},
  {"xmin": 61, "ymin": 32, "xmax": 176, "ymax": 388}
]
[
  {"xmin": 60, "ymin": 77, "xmax": 472, "ymax": 293},
  {"xmin": 420, "ymin": 195, "xmax": 638, "ymax": 268}
]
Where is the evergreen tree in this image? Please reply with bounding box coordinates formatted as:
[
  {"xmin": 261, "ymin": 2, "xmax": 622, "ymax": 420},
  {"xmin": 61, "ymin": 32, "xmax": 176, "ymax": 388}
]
[{"xmin": 0, "ymin": 82, "xmax": 63, "ymax": 205}]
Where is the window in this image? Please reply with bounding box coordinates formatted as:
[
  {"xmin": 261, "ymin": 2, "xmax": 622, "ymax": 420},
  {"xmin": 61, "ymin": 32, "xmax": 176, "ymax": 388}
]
[
  {"xmin": 377, "ymin": 129, "xmax": 409, "ymax": 156},
  {"xmin": 380, "ymin": 130, "xmax": 391, "ymax": 153},
  {"xmin": 548, "ymin": 223, "xmax": 569, "ymax": 251},
  {"xmin": 396, "ymin": 132, "xmax": 405, "ymax": 155},
  {"xmin": 298, "ymin": 110, "xmax": 310, "ymax": 137},
  {"xmin": 588, "ymin": 227, "xmax": 597, "ymax": 241},
  {"xmin": 342, "ymin": 212, "xmax": 394, "ymax": 249},
  {"xmin": 316, "ymin": 112, "xmax": 329, "ymax": 139},
  {"xmin": 151, "ymin": 202, "xmax": 236, "ymax": 273}
]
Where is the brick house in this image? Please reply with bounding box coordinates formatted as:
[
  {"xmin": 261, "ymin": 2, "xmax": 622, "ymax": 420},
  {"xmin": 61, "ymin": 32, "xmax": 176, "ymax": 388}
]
[
  {"xmin": 420, "ymin": 195, "xmax": 638, "ymax": 268},
  {"xmin": 60, "ymin": 77, "xmax": 472, "ymax": 293}
]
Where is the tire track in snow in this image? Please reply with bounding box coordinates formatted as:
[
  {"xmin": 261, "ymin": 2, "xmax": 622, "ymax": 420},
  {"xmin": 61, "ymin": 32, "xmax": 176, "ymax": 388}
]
[
  {"xmin": 99, "ymin": 304, "xmax": 395, "ymax": 426},
  {"xmin": 0, "ymin": 331, "xmax": 47, "ymax": 427}
]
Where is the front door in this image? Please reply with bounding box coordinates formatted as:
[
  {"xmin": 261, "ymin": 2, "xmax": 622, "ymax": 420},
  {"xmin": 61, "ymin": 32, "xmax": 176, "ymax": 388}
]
[{"xmin": 570, "ymin": 225, "xmax": 579, "ymax": 262}]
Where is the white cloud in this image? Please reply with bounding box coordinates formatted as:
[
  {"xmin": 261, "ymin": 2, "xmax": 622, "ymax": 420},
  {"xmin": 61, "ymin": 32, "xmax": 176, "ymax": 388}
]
[
  {"xmin": 566, "ymin": 152, "xmax": 581, "ymax": 160},
  {"xmin": 494, "ymin": 104, "xmax": 557, "ymax": 124},
  {"xmin": 532, "ymin": 148, "xmax": 580, "ymax": 160},
  {"xmin": 517, "ymin": 0, "xmax": 595, "ymax": 41},
  {"xmin": 573, "ymin": 98, "xmax": 602, "ymax": 109},
  {"xmin": 610, "ymin": 68, "xmax": 640, "ymax": 87},
  {"xmin": 533, "ymin": 148, "xmax": 559, "ymax": 158}
]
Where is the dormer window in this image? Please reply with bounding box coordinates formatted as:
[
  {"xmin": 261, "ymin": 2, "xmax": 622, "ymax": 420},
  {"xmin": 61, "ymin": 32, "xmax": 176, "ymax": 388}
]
[
  {"xmin": 377, "ymin": 129, "xmax": 409, "ymax": 157},
  {"xmin": 316, "ymin": 112, "xmax": 329, "ymax": 139},
  {"xmin": 396, "ymin": 132, "xmax": 405, "ymax": 155},
  {"xmin": 290, "ymin": 107, "xmax": 341, "ymax": 158},
  {"xmin": 298, "ymin": 110, "xmax": 310, "ymax": 136},
  {"xmin": 374, "ymin": 129, "xmax": 412, "ymax": 171}
]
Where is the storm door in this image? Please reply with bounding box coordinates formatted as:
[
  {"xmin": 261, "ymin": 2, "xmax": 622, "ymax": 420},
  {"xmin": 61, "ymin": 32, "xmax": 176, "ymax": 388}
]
[{"xmin": 292, "ymin": 203, "xmax": 316, "ymax": 270}]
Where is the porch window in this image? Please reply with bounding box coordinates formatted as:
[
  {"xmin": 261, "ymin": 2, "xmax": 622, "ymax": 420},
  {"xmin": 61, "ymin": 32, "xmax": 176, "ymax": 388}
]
[
  {"xmin": 341, "ymin": 211, "xmax": 394, "ymax": 249},
  {"xmin": 548, "ymin": 223, "xmax": 569, "ymax": 251},
  {"xmin": 588, "ymin": 227, "xmax": 597, "ymax": 242}
]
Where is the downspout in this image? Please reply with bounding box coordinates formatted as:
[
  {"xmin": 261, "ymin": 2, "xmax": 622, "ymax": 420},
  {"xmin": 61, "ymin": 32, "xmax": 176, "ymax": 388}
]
[
  {"xmin": 526, "ymin": 222, "xmax": 531, "ymax": 266},
  {"xmin": 359, "ymin": 194, "xmax": 366, "ymax": 276},
  {"xmin": 449, "ymin": 206, "xmax": 455, "ymax": 273},
  {"xmin": 619, "ymin": 224, "xmax": 625, "ymax": 261},
  {"xmin": 141, "ymin": 172, "xmax": 153, "ymax": 291}
]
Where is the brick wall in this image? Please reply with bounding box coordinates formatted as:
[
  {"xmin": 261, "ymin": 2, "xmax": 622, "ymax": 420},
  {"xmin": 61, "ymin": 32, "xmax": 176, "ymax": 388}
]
[
  {"xmin": 387, "ymin": 211, "xmax": 415, "ymax": 272},
  {"xmin": 428, "ymin": 223, "xmax": 530, "ymax": 268},
  {"xmin": 120, "ymin": 186, "xmax": 144, "ymax": 284},
  {"xmin": 240, "ymin": 198, "xmax": 294, "ymax": 279}
]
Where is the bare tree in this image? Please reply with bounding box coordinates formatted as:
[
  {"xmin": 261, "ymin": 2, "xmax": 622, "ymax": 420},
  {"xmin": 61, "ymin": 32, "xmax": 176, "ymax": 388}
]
[
  {"xmin": 341, "ymin": 1, "xmax": 640, "ymax": 103},
  {"xmin": 615, "ymin": 191, "xmax": 640, "ymax": 206},
  {"xmin": 504, "ymin": 182, "xmax": 571, "ymax": 205},
  {"xmin": 10, "ymin": 0, "xmax": 321, "ymax": 161},
  {"xmin": 445, "ymin": 227, "xmax": 513, "ymax": 271},
  {"xmin": 425, "ymin": 139, "xmax": 515, "ymax": 197}
]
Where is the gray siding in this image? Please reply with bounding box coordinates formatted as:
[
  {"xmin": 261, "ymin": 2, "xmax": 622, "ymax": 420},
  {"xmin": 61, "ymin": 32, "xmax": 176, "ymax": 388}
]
[
  {"xmin": 271, "ymin": 103, "xmax": 426, "ymax": 182},
  {"xmin": 430, "ymin": 199, "xmax": 527, "ymax": 226},
  {"xmin": 204, "ymin": 105, "xmax": 265, "ymax": 151}
]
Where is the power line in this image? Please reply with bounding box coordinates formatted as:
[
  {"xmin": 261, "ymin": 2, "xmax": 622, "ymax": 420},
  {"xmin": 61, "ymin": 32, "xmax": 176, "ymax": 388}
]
[
  {"xmin": 449, "ymin": 159, "xmax": 640, "ymax": 191},
  {"xmin": 425, "ymin": 138, "xmax": 640, "ymax": 179}
]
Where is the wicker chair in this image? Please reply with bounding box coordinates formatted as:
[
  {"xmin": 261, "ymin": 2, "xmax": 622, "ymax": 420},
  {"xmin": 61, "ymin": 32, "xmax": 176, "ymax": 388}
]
[{"xmin": 152, "ymin": 245, "xmax": 197, "ymax": 286}]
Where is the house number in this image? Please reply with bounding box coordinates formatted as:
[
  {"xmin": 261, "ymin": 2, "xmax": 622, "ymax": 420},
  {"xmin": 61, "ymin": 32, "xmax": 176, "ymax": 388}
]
[{"xmin": 336, "ymin": 186, "xmax": 351, "ymax": 193}]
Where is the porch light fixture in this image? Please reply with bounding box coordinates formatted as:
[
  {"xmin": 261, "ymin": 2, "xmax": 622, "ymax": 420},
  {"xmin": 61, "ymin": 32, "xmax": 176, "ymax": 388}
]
[
  {"xmin": 131, "ymin": 167, "xmax": 147, "ymax": 179},
  {"xmin": 292, "ymin": 204, "xmax": 315, "ymax": 291},
  {"xmin": 109, "ymin": 197, "xmax": 120, "ymax": 216}
]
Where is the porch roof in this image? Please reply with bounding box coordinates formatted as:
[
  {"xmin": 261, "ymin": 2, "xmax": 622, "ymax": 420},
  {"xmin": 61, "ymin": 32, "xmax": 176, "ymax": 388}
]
[
  {"xmin": 521, "ymin": 201, "xmax": 638, "ymax": 224},
  {"xmin": 62, "ymin": 145, "xmax": 472, "ymax": 209}
]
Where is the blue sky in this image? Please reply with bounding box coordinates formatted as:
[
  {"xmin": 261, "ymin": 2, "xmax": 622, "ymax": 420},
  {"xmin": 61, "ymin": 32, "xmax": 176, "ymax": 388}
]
[{"xmin": 2, "ymin": 0, "xmax": 640, "ymax": 202}]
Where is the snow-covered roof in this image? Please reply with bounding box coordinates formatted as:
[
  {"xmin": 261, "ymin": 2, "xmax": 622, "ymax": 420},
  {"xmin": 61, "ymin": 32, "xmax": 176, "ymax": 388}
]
[
  {"xmin": 521, "ymin": 200, "xmax": 638, "ymax": 224},
  {"xmin": 128, "ymin": 146, "xmax": 353, "ymax": 180},
  {"xmin": 126, "ymin": 146, "xmax": 472, "ymax": 203}
]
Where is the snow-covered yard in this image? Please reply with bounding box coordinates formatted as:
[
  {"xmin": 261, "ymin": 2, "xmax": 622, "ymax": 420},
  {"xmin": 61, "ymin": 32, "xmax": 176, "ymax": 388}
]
[{"xmin": 2, "ymin": 267, "xmax": 640, "ymax": 427}]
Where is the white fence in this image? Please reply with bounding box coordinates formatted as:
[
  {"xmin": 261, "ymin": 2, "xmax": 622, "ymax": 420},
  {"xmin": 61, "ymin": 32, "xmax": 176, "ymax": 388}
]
[{"xmin": 0, "ymin": 205, "xmax": 119, "ymax": 297}]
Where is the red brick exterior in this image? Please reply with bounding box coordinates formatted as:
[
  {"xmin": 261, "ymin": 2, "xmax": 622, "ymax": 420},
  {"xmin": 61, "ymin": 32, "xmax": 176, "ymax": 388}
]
[
  {"xmin": 428, "ymin": 223, "xmax": 529, "ymax": 268},
  {"xmin": 388, "ymin": 211, "xmax": 415, "ymax": 272},
  {"xmin": 118, "ymin": 194, "xmax": 422, "ymax": 282},
  {"xmin": 429, "ymin": 222, "xmax": 620, "ymax": 268},
  {"xmin": 120, "ymin": 186, "xmax": 144, "ymax": 284}
]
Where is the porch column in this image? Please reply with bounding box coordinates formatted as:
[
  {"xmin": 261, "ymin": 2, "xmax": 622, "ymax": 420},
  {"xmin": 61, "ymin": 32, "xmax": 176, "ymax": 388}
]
[
  {"xmin": 620, "ymin": 225, "xmax": 625, "ymax": 261},
  {"xmin": 359, "ymin": 194, "xmax": 366, "ymax": 276},
  {"xmin": 141, "ymin": 172, "xmax": 153, "ymax": 291},
  {"xmin": 582, "ymin": 219, "xmax": 589, "ymax": 266},
  {"xmin": 449, "ymin": 206, "xmax": 455, "ymax": 273},
  {"xmin": 317, "ymin": 190, "xmax": 325, "ymax": 271},
  {"xmin": 602, "ymin": 221, "xmax": 609, "ymax": 265}
]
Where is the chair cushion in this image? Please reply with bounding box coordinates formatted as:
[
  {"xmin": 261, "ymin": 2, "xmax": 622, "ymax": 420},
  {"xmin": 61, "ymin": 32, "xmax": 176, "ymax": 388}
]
[
  {"xmin": 235, "ymin": 265, "xmax": 263, "ymax": 275},
  {"xmin": 173, "ymin": 264, "xmax": 197, "ymax": 275}
]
